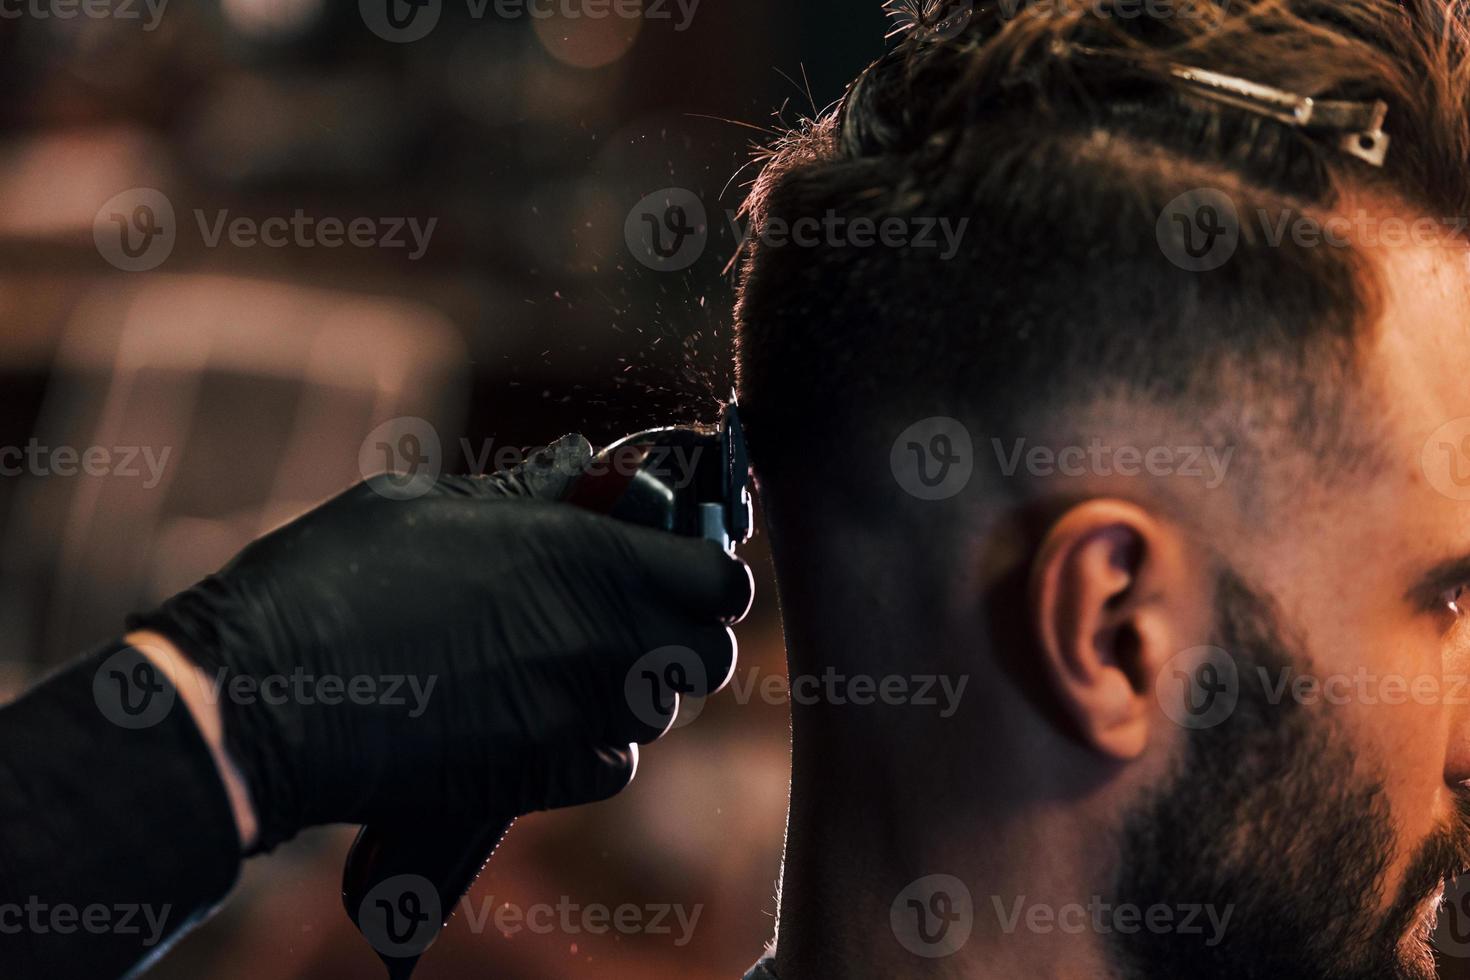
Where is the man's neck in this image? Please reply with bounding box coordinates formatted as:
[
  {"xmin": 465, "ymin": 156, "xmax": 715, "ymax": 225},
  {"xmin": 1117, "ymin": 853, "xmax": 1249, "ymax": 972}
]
[{"xmin": 770, "ymin": 741, "xmax": 1116, "ymax": 979}]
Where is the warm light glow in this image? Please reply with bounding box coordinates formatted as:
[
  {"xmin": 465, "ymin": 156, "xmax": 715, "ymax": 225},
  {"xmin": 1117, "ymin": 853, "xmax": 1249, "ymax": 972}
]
[{"xmin": 532, "ymin": 4, "xmax": 642, "ymax": 70}]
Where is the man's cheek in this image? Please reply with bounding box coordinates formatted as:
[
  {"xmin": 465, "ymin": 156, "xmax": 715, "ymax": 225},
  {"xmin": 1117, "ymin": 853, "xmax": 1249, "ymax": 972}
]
[
  {"xmin": 1303, "ymin": 634, "xmax": 1450, "ymax": 893},
  {"xmin": 1349, "ymin": 700, "xmax": 1451, "ymax": 913},
  {"xmin": 1317, "ymin": 620, "xmax": 1447, "ymax": 772}
]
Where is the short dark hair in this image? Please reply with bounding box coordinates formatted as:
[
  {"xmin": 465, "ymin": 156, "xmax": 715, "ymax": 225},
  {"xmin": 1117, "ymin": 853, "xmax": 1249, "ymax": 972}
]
[{"xmin": 734, "ymin": 0, "xmax": 1470, "ymax": 506}]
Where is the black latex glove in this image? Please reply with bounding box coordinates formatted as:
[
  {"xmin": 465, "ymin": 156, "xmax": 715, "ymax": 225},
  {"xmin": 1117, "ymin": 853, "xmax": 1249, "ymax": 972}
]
[{"xmin": 128, "ymin": 436, "xmax": 753, "ymax": 854}]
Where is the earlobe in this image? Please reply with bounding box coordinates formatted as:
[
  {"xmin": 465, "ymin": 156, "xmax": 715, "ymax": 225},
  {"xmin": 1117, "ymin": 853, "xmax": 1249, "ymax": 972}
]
[
  {"xmin": 1091, "ymin": 670, "xmax": 1147, "ymax": 759},
  {"xmin": 1028, "ymin": 500, "xmax": 1189, "ymax": 761}
]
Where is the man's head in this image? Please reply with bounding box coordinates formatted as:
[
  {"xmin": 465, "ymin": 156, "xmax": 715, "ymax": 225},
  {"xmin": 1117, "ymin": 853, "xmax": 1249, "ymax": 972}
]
[{"xmin": 733, "ymin": 2, "xmax": 1470, "ymax": 977}]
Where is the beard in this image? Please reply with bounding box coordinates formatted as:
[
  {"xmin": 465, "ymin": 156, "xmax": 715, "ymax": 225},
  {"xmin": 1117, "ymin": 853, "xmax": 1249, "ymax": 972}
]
[{"xmin": 1110, "ymin": 569, "xmax": 1470, "ymax": 980}]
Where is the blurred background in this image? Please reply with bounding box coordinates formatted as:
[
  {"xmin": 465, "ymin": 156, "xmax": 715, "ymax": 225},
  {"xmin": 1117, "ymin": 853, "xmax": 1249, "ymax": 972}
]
[{"xmin": 0, "ymin": 2, "xmax": 890, "ymax": 977}]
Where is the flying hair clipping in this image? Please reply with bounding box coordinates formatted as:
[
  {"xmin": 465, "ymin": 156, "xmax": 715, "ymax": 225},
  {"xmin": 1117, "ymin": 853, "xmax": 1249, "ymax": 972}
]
[{"xmin": 1055, "ymin": 41, "xmax": 1391, "ymax": 168}]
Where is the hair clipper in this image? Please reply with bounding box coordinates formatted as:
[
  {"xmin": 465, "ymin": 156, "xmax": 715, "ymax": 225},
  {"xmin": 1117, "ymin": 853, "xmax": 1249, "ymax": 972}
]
[{"xmin": 341, "ymin": 398, "xmax": 753, "ymax": 979}]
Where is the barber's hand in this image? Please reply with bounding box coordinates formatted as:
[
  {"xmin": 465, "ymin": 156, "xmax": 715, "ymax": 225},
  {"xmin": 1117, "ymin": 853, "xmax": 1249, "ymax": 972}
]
[{"xmin": 128, "ymin": 436, "xmax": 753, "ymax": 854}]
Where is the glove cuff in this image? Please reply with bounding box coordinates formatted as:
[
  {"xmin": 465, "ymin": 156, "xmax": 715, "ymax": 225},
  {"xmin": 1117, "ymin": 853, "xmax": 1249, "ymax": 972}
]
[{"xmin": 128, "ymin": 577, "xmax": 303, "ymax": 855}]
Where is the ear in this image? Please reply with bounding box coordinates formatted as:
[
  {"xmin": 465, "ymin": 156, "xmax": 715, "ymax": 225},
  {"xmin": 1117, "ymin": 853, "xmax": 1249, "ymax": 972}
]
[{"xmin": 1027, "ymin": 499, "xmax": 1201, "ymax": 760}]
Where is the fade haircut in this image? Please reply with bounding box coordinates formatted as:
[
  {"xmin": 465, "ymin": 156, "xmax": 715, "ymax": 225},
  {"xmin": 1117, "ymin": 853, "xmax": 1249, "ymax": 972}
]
[{"xmin": 733, "ymin": 0, "xmax": 1470, "ymax": 510}]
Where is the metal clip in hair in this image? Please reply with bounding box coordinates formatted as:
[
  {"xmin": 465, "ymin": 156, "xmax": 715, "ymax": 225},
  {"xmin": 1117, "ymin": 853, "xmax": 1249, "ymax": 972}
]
[
  {"xmin": 1054, "ymin": 42, "xmax": 1392, "ymax": 168},
  {"xmin": 1167, "ymin": 63, "xmax": 1391, "ymax": 168}
]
